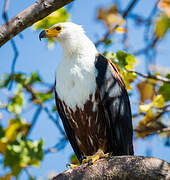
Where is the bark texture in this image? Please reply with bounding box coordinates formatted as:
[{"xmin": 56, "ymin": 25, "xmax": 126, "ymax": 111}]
[
  {"xmin": 52, "ymin": 156, "xmax": 170, "ymax": 180},
  {"xmin": 0, "ymin": 0, "xmax": 74, "ymax": 47}
]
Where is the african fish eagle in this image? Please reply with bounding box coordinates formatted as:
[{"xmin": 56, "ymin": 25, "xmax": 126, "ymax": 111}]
[{"xmin": 39, "ymin": 22, "xmax": 134, "ymax": 164}]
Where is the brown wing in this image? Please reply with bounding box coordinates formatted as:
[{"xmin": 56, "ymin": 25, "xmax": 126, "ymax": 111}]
[
  {"xmin": 95, "ymin": 53, "xmax": 134, "ymax": 155},
  {"xmin": 54, "ymin": 83, "xmax": 84, "ymax": 162}
]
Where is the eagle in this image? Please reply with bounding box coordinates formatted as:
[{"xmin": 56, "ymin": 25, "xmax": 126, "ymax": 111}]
[{"xmin": 39, "ymin": 22, "xmax": 134, "ymax": 165}]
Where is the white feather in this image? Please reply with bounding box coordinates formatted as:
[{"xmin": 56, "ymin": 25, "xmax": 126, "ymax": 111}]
[{"xmin": 55, "ymin": 23, "xmax": 98, "ymax": 111}]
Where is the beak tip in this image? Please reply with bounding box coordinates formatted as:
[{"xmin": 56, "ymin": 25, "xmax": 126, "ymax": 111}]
[{"xmin": 39, "ymin": 30, "xmax": 46, "ymax": 41}]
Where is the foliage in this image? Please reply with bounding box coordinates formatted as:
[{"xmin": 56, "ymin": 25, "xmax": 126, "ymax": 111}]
[
  {"xmin": 70, "ymin": 154, "xmax": 80, "ymax": 166},
  {"xmin": 154, "ymin": 14, "xmax": 170, "ymax": 38},
  {"xmin": 4, "ymin": 134, "xmax": 43, "ymax": 177},
  {"xmin": 103, "ymin": 51, "xmax": 136, "ymax": 90},
  {"xmin": 33, "ymin": 8, "xmax": 69, "ymax": 30},
  {"xmin": 0, "ymin": 72, "xmax": 52, "ymax": 178},
  {"xmin": 158, "ymin": 74, "xmax": 170, "ymax": 101}
]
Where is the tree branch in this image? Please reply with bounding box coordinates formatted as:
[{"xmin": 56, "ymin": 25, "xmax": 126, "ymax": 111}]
[
  {"xmin": 128, "ymin": 70, "xmax": 170, "ymax": 83},
  {"xmin": 0, "ymin": 0, "xmax": 74, "ymax": 47},
  {"xmin": 95, "ymin": 0, "xmax": 139, "ymax": 47},
  {"xmin": 52, "ymin": 156, "xmax": 170, "ymax": 180}
]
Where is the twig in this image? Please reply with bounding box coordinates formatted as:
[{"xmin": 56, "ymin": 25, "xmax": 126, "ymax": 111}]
[
  {"xmin": 23, "ymin": 83, "xmax": 65, "ymax": 136},
  {"xmin": 95, "ymin": 0, "xmax": 139, "ymax": 47},
  {"xmin": 128, "ymin": 70, "xmax": 170, "ymax": 83},
  {"xmin": 133, "ymin": 36, "xmax": 159, "ymax": 56},
  {"xmin": 27, "ymin": 106, "xmax": 42, "ymax": 136},
  {"xmin": 2, "ymin": 0, "xmax": 19, "ymax": 89},
  {"xmin": 44, "ymin": 137, "xmax": 67, "ymax": 154},
  {"xmin": 8, "ymin": 39, "xmax": 19, "ymax": 90},
  {"xmin": 135, "ymin": 125, "xmax": 170, "ymax": 136},
  {"xmin": 143, "ymin": 0, "xmax": 160, "ymax": 42},
  {"xmin": 3, "ymin": 0, "xmax": 9, "ymax": 23},
  {"xmin": 24, "ymin": 167, "xmax": 35, "ymax": 180},
  {"xmin": 44, "ymin": 106, "xmax": 65, "ymax": 136},
  {"xmin": 156, "ymin": 127, "xmax": 170, "ymax": 134}
]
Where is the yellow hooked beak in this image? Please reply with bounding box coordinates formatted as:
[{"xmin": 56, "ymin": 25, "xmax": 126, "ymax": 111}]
[{"xmin": 39, "ymin": 25, "xmax": 62, "ymax": 40}]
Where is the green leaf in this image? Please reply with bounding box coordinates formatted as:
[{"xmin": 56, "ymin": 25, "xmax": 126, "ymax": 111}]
[
  {"xmin": 14, "ymin": 73, "xmax": 27, "ymax": 84},
  {"xmin": 103, "ymin": 51, "xmax": 137, "ymax": 90},
  {"xmin": 116, "ymin": 50, "xmax": 136, "ymax": 70},
  {"xmin": 103, "ymin": 39, "xmax": 112, "ymax": 46},
  {"xmin": 26, "ymin": 72, "xmax": 42, "ymax": 85},
  {"xmin": 52, "ymin": 105, "xmax": 57, "ymax": 112},
  {"xmin": 36, "ymin": 92, "xmax": 53, "ymax": 102},
  {"xmin": 33, "ymin": 8, "xmax": 69, "ymax": 30},
  {"xmin": 7, "ymin": 86, "xmax": 24, "ymax": 114},
  {"xmin": 158, "ymin": 74, "xmax": 170, "ymax": 101},
  {"xmin": 0, "ymin": 125, "xmax": 5, "ymax": 138},
  {"xmin": 103, "ymin": 51, "xmax": 117, "ymax": 63},
  {"xmin": 4, "ymin": 134, "xmax": 43, "ymax": 177},
  {"xmin": 0, "ymin": 74, "xmax": 12, "ymax": 88},
  {"xmin": 116, "ymin": 50, "xmax": 128, "ymax": 68},
  {"xmin": 70, "ymin": 154, "xmax": 80, "ymax": 165},
  {"xmin": 125, "ymin": 54, "xmax": 136, "ymax": 70}
]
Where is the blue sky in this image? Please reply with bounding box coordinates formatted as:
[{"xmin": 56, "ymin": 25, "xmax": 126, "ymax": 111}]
[{"xmin": 0, "ymin": 0, "xmax": 170, "ymax": 179}]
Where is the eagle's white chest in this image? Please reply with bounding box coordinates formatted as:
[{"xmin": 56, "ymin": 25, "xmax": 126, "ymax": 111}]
[{"xmin": 55, "ymin": 55, "xmax": 97, "ymax": 111}]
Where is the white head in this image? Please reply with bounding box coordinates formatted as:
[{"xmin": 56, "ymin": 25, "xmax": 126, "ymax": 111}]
[{"xmin": 39, "ymin": 22, "xmax": 97, "ymax": 57}]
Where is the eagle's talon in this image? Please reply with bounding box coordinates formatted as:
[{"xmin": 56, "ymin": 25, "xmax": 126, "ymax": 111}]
[
  {"xmin": 103, "ymin": 152, "xmax": 109, "ymax": 158},
  {"xmin": 82, "ymin": 157, "xmax": 89, "ymax": 164}
]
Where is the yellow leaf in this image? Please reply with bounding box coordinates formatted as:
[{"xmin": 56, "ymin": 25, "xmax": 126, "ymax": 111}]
[
  {"xmin": 139, "ymin": 104, "xmax": 152, "ymax": 113},
  {"xmin": 5, "ymin": 123, "xmax": 20, "ymax": 142},
  {"xmin": 141, "ymin": 109, "xmax": 154, "ymax": 125},
  {"xmin": 152, "ymin": 94, "xmax": 165, "ymax": 108},
  {"xmin": 115, "ymin": 27, "xmax": 127, "ymax": 34},
  {"xmin": 137, "ymin": 81, "xmax": 155, "ymax": 104},
  {"xmin": 0, "ymin": 139, "xmax": 7, "ymax": 154},
  {"xmin": 0, "ymin": 173, "xmax": 11, "ymax": 180},
  {"xmin": 5, "ymin": 118, "xmax": 30, "ymax": 142},
  {"xmin": 158, "ymin": 0, "xmax": 170, "ymax": 18},
  {"xmin": 97, "ymin": 5, "xmax": 125, "ymax": 29},
  {"xmin": 120, "ymin": 70, "xmax": 136, "ymax": 90},
  {"xmin": 33, "ymin": 99, "xmax": 41, "ymax": 104}
]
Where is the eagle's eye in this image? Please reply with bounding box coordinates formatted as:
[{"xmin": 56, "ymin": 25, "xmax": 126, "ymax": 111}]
[{"xmin": 55, "ymin": 26, "xmax": 61, "ymax": 31}]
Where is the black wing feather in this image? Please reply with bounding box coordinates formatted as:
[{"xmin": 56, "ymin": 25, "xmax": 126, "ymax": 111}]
[
  {"xmin": 95, "ymin": 54, "xmax": 134, "ymax": 155},
  {"xmin": 54, "ymin": 83, "xmax": 84, "ymax": 162}
]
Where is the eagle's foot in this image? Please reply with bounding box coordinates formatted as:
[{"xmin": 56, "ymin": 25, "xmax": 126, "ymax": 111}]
[
  {"xmin": 66, "ymin": 163, "xmax": 78, "ymax": 169},
  {"xmin": 82, "ymin": 149, "xmax": 109, "ymax": 165}
]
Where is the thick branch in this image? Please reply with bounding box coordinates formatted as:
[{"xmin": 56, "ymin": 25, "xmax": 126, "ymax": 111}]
[
  {"xmin": 0, "ymin": 0, "xmax": 74, "ymax": 47},
  {"xmin": 53, "ymin": 156, "xmax": 170, "ymax": 180}
]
